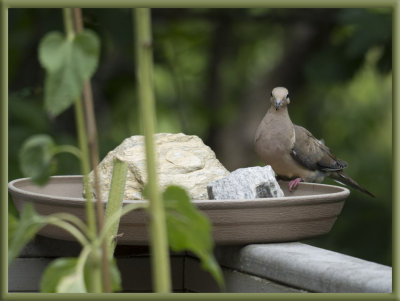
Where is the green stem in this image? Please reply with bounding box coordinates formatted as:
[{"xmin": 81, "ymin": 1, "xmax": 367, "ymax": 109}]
[
  {"xmin": 99, "ymin": 202, "xmax": 147, "ymax": 246},
  {"xmin": 63, "ymin": 7, "xmax": 97, "ymax": 242},
  {"xmin": 75, "ymin": 95, "xmax": 103, "ymax": 293},
  {"xmin": 54, "ymin": 145, "xmax": 82, "ymax": 159},
  {"xmin": 60, "ymin": 7, "xmax": 103, "ymax": 294},
  {"xmin": 77, "ymin": 246, "xmax": 91, "ymax": 273},
  {"xmin": 134, "ymin": 8, "xmax": 171, "ymax": 293},
  {"xmin": 88, "ymin": 247, "xmax": 103, "ymax": 293},
  {"xmin": 77, "ymin": 246, "xmax": 99, "ymax": 293},
  {"xmin": 74, "ymin": 96, "xmax": 97, "ymax": 241},
  {"xmin": 46, "ymin": 218, "xmax": 88, "ymax": 246},
  {"xmin": 62, "ymin": 8, "xmax": 74, "ymax": 41},
  {"xmin": 104, "ymin": 158, "xmax": 128, "ymax": 254},
  {"xmin": 50, "ymin": 212, "xmax": 89, "ymax": 234},
  {"xmin": 71, "ymin": 8, "xmax": 112, "ymax": 293}
]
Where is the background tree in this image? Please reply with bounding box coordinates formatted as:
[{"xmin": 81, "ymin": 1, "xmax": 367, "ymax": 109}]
[{"xmin": 9, "ymin": 8, "xmax": 392, "ymax": 265}]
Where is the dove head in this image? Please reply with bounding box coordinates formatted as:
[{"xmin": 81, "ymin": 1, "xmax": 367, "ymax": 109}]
[{"xmin": 270, "ymin": 87, "xmax": 290, "ymax": 111}]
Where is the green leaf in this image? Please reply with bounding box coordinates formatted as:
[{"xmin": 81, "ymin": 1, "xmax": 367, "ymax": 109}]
[
  {"xmin": 8, "ymin": 204, "xmax": 47, "ymax": 265},
  {"xmin": 38, "ymin": 29, "xmax": 100, "ymax": 116},
  {"xmin": 163, "ymin": 186, "xmax": 224, "ymax": 289},
  {"xmin": 38, "ymin": 32, "xmax": 68, "ymax": 73},
  {"xmin": 57, "ymin": 272, "xmax": 87, "ymax": 293},
  {"xmin": 19, "ymin": 134, "xmax": 57, "ymax": 185},
  {"xmin": 40, "ymin": 258, "xmax": 86, "ymax": 293}
]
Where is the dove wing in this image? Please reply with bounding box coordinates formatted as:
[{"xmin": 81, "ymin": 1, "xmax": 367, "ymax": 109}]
[{"xmin": 290, "ymin": 125, "xmax": 348, "ymax": 172}]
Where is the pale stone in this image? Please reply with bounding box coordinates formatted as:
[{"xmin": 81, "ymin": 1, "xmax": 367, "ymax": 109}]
[
  {"xmin": 89, "ymin": 133, "xmax": 229, "ymax": 201},
  {"xmin": 207, "ymin": 165, "xmax": 284, "ymax": 200}
]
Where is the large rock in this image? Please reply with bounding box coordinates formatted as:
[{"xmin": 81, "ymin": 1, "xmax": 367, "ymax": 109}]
[
  {"xmin": 207, "ymin": 165, "xmax": 284, "ymax": 200},
  {"xmin": 89, "ymin": 133, "xmax": 229, "ymax": 200}
]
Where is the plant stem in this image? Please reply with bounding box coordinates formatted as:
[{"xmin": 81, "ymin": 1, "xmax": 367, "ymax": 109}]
[
  {"xmin": 71, "ymin": 7, "xmax": 112, "ymax": 293},
  {"xmin": 54, "ymin": 145, "xmax": 82, "ymax": 159},
  {"xmin": 75, "ymin": 96, "xmax": 103, "ymax": 293},
  {"xmin": 77, "ymin": 246, "xmax": 91, "ymax": 273},
  {"xmin": 99, "ymin": 202, "xmax": 147, "ymax": 245},
  {"xmin": 62, "ymin": 8, "xmax": 74, "ymax": 41},
  {"xmin": 134, "ymin": 8, "xmax": 171, "ymax": 293},
  {"xmin": 88, "ymin": 248, "xmax": 103, "ymax": 293},
  {"xmin": 104, "ymin": 158, "xmax": 128, "ymax": 254},
  {"xmin": 50, "ymin": 212, "xmax": 89, "ymax": 234},
  {"xmin": 74, "ymin": 95, "xmax": 97, "ymax": 240},
  {"xmin": 46, "ymin": 218, "xmax": 88, "ymax": 246},
  {"xmin": 63, "ymin": 7, "xmax": 102, "ymax": 292},
  {"xmin": 63, "ymin": 7, "xmax": 97, "ymax": 242}
]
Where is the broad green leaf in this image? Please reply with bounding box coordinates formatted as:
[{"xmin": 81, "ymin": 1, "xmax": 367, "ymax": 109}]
[
  {"xmin": 38, "ymin": 29, "xmax": 100, "ymax": 116},
  {"xmin": 57, "ymin": 266, "xmax": 87, "ymax": 293},
  {"xmin": 8, "ymin": 204, "xmax": 47, "ymax": 265},
  {"xmin": 38, "ymin": 32, "xmax": 68, "ymax": 73},
  {"xmin": 19, "ymin": 134, "xmax": 56, "ymax": 185},
  {"xmin": 40, "ymin": 250, "xmax": 122, "ymax": 293},
  {"xmin": 40, "ymin": 258, "xmax": 84, "ymax": 293},
  {"xmin": 163, "ymin": 186, "xmax": 224, "ymax": 289}
]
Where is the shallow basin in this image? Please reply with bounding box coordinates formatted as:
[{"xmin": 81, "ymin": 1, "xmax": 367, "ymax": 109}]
[{"xmin": 8, "ymin": 175, "xmax": 349, "ymax": 245}]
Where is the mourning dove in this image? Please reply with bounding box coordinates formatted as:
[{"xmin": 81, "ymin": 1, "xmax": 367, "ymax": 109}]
[{"xmin": 254, "ymin": 87, "xmax": 374, "ymax": 197}]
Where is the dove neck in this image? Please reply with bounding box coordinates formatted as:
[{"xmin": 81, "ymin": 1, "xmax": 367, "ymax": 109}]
[{"xmin": 268, "ymin": 105, "xmax": 290, "ymax": 117}]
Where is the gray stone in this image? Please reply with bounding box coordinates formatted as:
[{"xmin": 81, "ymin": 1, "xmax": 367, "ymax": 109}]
[
  {"xmin": 89, "ymin": 133, "xmax": 229, "ymax": 201},
  {"xmin": 207, "ymin": 165, "xmax": 284, "ymax": 200}
]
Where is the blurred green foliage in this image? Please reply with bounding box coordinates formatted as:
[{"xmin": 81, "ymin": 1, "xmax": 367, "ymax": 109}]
[{"xmin": 8, "ymin": 8, "xmax": 392, "ymax": 266}]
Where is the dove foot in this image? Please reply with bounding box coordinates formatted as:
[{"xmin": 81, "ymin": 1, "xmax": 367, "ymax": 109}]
[{"xmin": 288, "ymin": 177, "xmax": 302, "ymax": 192}]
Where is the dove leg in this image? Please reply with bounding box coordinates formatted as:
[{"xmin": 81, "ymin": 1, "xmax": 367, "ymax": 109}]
[{"xmin": 288, "ymin": 177, "xmax": 302, "ymax": 192}]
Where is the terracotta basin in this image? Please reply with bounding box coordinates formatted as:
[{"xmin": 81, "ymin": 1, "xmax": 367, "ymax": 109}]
[{"xmin": 8, "ymin": 175, "xmax": 349, "ymax": 245}]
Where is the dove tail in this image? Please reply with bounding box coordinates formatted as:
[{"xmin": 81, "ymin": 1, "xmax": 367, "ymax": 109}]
[{"xmin": 330, "ymin": 171, "xmax": 375, "ymax": 198}]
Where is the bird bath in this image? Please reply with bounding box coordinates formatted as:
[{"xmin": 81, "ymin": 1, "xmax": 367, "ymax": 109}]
[{"xmin": 8, "ymin": 175, "xmax": 349, "ymax": 244}]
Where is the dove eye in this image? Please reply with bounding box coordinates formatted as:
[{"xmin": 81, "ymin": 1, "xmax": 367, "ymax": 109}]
[{"xmin": 286, "ymin": 93, "xmax": 289, "ymax": 99}]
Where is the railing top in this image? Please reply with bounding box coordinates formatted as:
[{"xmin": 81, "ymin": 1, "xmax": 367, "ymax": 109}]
[{"xmin": 216, "ymin": 242, "xmax": 392, "ymax": 293}]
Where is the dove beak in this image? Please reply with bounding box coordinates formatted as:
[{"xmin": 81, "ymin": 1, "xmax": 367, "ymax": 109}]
[{"xmin": 275, "ymin": 100, "xmax": 281, "ymax": 110}]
